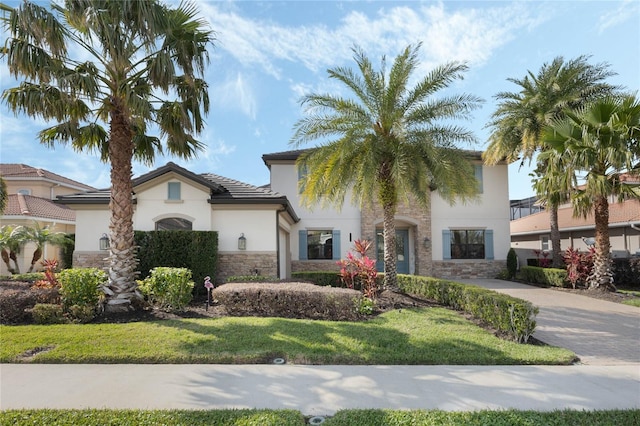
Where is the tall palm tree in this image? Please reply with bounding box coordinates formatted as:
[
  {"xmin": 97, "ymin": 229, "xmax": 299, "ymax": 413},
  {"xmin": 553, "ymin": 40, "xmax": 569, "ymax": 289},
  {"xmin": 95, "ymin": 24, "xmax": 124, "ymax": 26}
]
[
  {"xmin": 540, "ymin": 94, "xmax": 640, "ymax": 290},
  {"xmin": 483, "ymin": 56, "xmax": 617, "ymax": 267},
  {"xmin": 1, "ymin": 1, "xmax": 213, "ymax": 311},
  {"xmin": 291, "ymin": 44, "xmax": 482, "ymax": 289}
]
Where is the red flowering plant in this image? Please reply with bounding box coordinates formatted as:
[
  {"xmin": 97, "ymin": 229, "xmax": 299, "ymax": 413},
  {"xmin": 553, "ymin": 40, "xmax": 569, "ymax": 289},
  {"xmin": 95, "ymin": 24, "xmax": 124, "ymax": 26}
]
[
  {"xmin": 564, "ymin": 247, "xmax": 595, "ymax": 289},
  {"xmin": 532, "ymin": 249, "xmax": 552, "ymax": 268},
  {"xmin": 337, "ymin": 239, "xmax": 379, "ymax": 299},
  {"xmin": 32, "ymin": 258, "xmax": 60, "ymax": 289}
]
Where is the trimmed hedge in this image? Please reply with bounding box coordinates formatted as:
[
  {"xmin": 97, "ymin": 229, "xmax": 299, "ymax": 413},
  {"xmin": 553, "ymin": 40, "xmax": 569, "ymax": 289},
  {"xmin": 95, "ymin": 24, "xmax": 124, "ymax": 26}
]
[
  {"xmin": 396, "ymin": 275, "xmax": 538, "ymax": 343},
  {"xmin": 135, "ymin": 231, "xmax": 217, "ymax": 298},
  {"xmin": 520, "ymin": 266, "xmax": 567, "ymax": 287},
  {"xmin": 0, "ymin": 287, "xmax": 59, "ymax": 324},
  {"xmin": 212, "ymin": 282, "xmax": 364, "ymax": 321}
]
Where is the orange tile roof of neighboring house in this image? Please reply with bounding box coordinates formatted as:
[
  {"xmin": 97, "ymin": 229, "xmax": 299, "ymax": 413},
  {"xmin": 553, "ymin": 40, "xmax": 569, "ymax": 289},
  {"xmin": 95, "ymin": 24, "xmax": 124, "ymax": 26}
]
[
  {"xmin": 511, "ymin": 198, "xmax": 640, "ymax": 235},
  {"xmin": 3, "ymin": 194, "xmax": 75, "ymax": 222},
  {"xmin": 0, "ymin": 164, "xmax": 96, "ymax": 191}
]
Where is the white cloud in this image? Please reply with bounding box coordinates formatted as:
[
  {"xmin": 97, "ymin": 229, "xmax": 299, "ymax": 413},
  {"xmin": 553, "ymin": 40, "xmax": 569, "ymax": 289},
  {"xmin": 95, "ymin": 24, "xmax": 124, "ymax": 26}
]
[
  {"xmin": 199, "ymin": 1, "xmax": 546, "ymax": 78},
  {"xmin": 598, "ymin": 0, "xmax": 639, "ymax": 33},
  {"xmin": 213, "ymin": 73, "xmax": 257, "ymax": 119}
]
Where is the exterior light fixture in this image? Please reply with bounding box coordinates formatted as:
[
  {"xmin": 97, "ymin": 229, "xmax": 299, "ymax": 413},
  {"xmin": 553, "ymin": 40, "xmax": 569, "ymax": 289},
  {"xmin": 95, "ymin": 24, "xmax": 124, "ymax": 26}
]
[
  {"xmin": 99, "ymin": 233, "xmax": 110, "ymax": 250},
  {"xmin": 238, "ymin": 233, "xmax": 247, "ymax": 250},
  {"xmin": 423, "ymin": 237, "xmax": 431, "ymax": 249}
]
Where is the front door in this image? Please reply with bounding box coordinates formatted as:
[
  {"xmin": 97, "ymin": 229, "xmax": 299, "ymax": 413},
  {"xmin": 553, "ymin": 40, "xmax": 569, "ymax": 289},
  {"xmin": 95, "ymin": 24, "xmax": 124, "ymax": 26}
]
[{"xmin": 376, "ymin": 229, "xmax": 410, "ymax": 274}]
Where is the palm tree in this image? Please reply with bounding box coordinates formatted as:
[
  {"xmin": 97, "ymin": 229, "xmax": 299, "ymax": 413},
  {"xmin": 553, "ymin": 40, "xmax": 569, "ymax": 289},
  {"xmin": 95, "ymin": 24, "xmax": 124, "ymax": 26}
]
[
  {"xmin": 0, "ymin": 225, "xmax": 25, "ymax": 274},
  {"xmin": 0, "ymin": 177, "xmax": 7, "ymax": 214},
  {"xmin": 1, "ymin": 1, "xmax": 213, "ymax": 311},
  {"xmin": 291, "ymin": 44, "xmax": 482, "ymax": 289},
  {"xmin": 18, "ymin": 223, "xmax": 70, "ymax": 273},
  {"xmin": 483, "ymin": 56, "xmax": 617, "ymax": 267},
  {"xmin": 540, "ymin": 94, "xmax": 640, "ymax": 290}
]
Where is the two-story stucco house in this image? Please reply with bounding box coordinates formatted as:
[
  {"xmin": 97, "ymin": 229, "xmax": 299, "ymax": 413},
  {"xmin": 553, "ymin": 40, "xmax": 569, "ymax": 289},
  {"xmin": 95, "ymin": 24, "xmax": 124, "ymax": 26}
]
[
  {"xmin": 262, "ymin": 149, "xmax": 511, "ymax": 279},
  {"xmin": 0, "ymin": 164, "xmax": 96, "ymax": 274},
  {"xmin": 57, "ymin": 149, "xmax": 510, "ymax": 282}
]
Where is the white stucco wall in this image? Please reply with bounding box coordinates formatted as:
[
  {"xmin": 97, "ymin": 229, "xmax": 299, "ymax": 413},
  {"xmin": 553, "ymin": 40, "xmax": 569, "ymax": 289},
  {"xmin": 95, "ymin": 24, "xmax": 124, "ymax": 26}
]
[
  {"xmin": 431, "ymin": 163, "xmax": 511, "ymax": 261},
  {"xmin": 269, "ymin": 162, "xmax": 361, "ymax": 260},
  {"xmin": 212, "ymin": 208, "xmax": 278, "ymax": 252},
  {"xmin": 134, "ymin": 176, "xmax": 211, "ymax": 231},
  {"xmin": 73, "ymin": 208, "xmax": 111, "ymax": 251}
]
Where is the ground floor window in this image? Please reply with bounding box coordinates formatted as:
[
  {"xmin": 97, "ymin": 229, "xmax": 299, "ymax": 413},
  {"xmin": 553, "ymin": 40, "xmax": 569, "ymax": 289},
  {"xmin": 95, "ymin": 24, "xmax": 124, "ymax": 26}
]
[
  {"xmin": 155, "ymin": 217, "xmax": 192, "ymax": 231},
  {"xmin": 298, "ymin": 229, "xmax": 341, "ymax": 260},
  {"xmin": 451, "ymin": 229, "xmax": 485, "ymax": 259},
  {"xmin": 307, "ymin": 230, "xmax": 333, "ymax": 260}
]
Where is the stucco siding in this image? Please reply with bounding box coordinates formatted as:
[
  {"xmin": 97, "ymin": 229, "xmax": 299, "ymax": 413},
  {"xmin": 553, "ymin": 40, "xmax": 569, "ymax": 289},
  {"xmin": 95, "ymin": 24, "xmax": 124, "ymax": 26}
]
[{"xmin": 211, "ymin": 209, "xmax": 278, "ymax": 252}]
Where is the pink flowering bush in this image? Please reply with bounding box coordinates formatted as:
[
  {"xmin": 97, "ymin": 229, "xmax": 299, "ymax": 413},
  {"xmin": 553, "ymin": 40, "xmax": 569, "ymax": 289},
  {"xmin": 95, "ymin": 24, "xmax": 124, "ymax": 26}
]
[{"xmin": 337, "ymin": 239, "xmax": 379, "ymax": 299}]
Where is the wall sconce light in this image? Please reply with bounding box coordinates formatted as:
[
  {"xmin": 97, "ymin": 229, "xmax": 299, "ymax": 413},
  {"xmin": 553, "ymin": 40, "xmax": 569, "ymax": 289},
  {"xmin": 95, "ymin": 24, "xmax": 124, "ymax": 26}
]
[
  {"xmin": 99, "ymin": 233, "xmax": 110, "ymax": 250},
  {"xmin": 423, "ymin": 237, "xmax": 431, "ymax": 249},
  {"xmin": 238, "ymin": 233, "xmax": 247, "ymax": 250}
]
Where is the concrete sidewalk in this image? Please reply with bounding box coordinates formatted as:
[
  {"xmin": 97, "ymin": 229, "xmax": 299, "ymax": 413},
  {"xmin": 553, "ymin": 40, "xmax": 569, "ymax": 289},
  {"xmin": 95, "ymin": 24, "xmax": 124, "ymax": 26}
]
[
  {"xmin": 459, "ymin": 279, "xmax": 640, "ymax": 366},
  {"xmin": 1, "ymin": 364, "xmax": 639, "ymax": 414}
]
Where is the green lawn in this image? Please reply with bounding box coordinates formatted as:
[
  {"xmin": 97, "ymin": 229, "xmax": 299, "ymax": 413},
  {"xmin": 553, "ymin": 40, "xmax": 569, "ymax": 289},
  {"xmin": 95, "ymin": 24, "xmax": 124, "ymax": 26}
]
[
  {"xmin": 1, "ymin": 409, "xmax": 638, "ymax": 426},
  {"xmin": 0, "ymin": 307, "xmax": 575, "ymax": 365}
]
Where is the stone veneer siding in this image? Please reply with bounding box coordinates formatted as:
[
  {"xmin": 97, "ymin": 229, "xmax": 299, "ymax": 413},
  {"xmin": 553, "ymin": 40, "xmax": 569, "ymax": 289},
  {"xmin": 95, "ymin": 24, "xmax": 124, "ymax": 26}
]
[
  {"xmin": 216, "ymin": 251, "xmax": 278, "ymax": 283},
  {"xmin": 360, "ymin": 197, "xmax": 433, "ymax": 276},
  {"xmin": 292, "ymin": 260, "xmax": 340, "ymax": 273},
  {"xmin": 432, "ymin": 260, "xmax": 506, "ymax": 279},
  {"xmin": 73, "ymin": 251, "xmax": 110, "ymax": 270}
]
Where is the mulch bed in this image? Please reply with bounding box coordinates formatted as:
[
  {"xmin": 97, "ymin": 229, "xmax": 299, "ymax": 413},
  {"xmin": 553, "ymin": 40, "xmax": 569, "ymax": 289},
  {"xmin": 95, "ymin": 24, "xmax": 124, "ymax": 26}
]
[{"xmin": 0, "ymin": 279, "xmax": 438, "ymax": 325}]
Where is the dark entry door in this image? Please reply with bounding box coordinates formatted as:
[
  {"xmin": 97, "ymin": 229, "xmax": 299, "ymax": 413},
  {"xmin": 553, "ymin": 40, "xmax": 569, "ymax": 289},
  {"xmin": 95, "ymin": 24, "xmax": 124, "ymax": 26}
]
[{"xmin": 376, "ymin": 229, "xmax": 409, "ymax": 274}]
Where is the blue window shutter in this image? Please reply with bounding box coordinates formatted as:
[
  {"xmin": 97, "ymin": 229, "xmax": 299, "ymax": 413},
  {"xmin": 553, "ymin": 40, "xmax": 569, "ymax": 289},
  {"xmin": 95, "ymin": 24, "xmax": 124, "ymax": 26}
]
[
  {"xmin": 298, "ymin": 230, "xmax": 307, "ymax": 260},
  {"xmin": 474, "ymin": 165, "xmax": 483, "ymax": 193},
  {"xmin": 442, "ymin": 230, "xmax": 451, "ymax": 260},
  {"xmin": 485, "ymin": 229, "xmax": 494, "ymax": 260},
  {"xmin": 332, "ymin": 230, "xmax": 341, "ymax": 260}
]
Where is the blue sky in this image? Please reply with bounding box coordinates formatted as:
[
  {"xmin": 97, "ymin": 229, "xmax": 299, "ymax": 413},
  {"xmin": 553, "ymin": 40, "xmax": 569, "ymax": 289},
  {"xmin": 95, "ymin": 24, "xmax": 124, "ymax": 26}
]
[{"xmin": 1, "ymin": 0, "xmax": 638, "ymax": 200}]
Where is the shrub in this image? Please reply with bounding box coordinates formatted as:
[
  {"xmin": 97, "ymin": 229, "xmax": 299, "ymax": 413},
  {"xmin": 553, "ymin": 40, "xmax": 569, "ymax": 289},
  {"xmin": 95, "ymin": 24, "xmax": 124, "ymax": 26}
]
[
  {"xmin": 31, "ymin": 303, "xmax": 67, "ymax": 324},
  {"xmin": 396, "ymin": 275, "xmax": 538, "ymax": 343},
  {"xmin": 613, "ymin": 257, "xmax": 640, "ymax": 288},
  {"xmin": 519, "ymin": 266, "xmax": 567, "ymax": 287},
  {"xmin": 4, "ymin": 272, "xmax": 45, "ymax": 282},
  {"xmin": 506, "ymin": 248, "xmax": 518, "ymax": 279},
  {"xmin": 58, "ymin": 268, "xmax": 106, "ymax": 310},
  {"xmin": 564, "ymin": 247, "xmax": 594, "ymax": 289},
  {"xmin": 66, "ymin": 304, "xmax": 96, "ymax": 323},
  {"xmin": 0, "ymin": 287, "xmax": 60, "ymax": 324},
  {"xmin": 337, "ymin": 239, "xmax": 379, "ymax": 298},
  {"xmin": 138, "ymin": 267, "xmax": 194, "ymax": 311},
  {"xmin": 212, "ymin": 282, "xmax": 364, "ymax": 321},
  {"xmin": 226, "ymin": 275, "xmax": 279, "ymax": 283},
  {"xmin": 291, "ymin": 271, "xmax": 341, "ymax": 287}
]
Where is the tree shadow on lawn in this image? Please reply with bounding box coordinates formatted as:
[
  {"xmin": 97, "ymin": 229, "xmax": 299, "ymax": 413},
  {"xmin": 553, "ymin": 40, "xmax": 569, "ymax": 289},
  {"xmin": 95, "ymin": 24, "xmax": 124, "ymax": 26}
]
[{"xmin": 154, "ymin": 309, "xmax": 530, "ymax": 365}]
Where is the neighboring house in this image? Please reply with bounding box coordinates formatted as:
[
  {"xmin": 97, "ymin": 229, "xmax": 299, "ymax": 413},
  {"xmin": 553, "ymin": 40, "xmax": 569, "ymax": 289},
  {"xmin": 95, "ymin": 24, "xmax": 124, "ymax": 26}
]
[
  {"xmin": 0, "ymin": 164, "xmax": 96, "ymax": 274},
  {"xmin": 57, "ymin": 150, "xmax": 511, "ymax": 282},
  {"xmin": 56, "ymin": 162, "xmax": 299, "ymax": 282},
  {"xmin": 510, "ymin": 197, "xmax": 640, "ymax": 265},
  {"xmin": 262, "ymin": 149, "xmax": 511, "ymax": 279}
]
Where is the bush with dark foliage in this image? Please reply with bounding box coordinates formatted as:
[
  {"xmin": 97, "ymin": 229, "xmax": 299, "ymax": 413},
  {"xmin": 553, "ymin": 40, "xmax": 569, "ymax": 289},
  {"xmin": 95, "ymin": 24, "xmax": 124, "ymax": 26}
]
[{"xmin": 212, "ymin": 282, "xmax": 365, "ymax": 321}]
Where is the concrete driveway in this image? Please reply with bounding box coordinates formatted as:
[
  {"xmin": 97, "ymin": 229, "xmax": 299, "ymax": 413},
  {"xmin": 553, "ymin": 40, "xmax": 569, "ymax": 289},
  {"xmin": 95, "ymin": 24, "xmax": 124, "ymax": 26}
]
[{"xmin": 459, "ymin": 279, "xmax": 640, "ymax": 366}]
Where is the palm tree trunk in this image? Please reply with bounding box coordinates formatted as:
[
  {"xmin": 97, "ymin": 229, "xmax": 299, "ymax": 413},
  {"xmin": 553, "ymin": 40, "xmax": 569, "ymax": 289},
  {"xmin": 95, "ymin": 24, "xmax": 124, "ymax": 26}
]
[
  {"xmin": 382, "ymin": 201, "xmax": 397, "ymax": 290},
  {"xmin": 28, "ymin": 246, "xmax": 42, "ymax": 273},
  {"xmin": 103, "ymin": 99, "xmax": 140, "ymax": 312},
  {"xmin": 588, "ymin": 195, "xmax": 614, "ymax": 290},
  {"xmin": 549, "ymin": 203, "xmax": 563, "ymax": 268}
]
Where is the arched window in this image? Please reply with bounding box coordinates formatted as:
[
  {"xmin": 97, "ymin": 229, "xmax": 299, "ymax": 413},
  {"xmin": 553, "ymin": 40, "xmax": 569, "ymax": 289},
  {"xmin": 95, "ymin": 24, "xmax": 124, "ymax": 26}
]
[{"xmin": 155, "ymin": 217, "xmax": 192, "ymax": 231}]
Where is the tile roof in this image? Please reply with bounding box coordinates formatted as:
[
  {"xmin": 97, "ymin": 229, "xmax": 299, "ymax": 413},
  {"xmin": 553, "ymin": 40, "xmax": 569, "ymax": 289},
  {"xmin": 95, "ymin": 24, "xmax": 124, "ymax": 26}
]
[
  {"xmin": 55, "ymin": 162, "xmax": 300, "ymax": 221},
  {"xmin": 3, "ymin": 194, "xmax": 75, "ymax": 222},
  {"xmin": 262, "ymin": 148, "xmax": 485, "ymax": 167},
  {"xmin": 511, "ymin": 198, "xmax": 640, "ymax": 235},
  {"xmin": 0, "ymin": 164, "xmax": 96, "ymax": 191}
]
